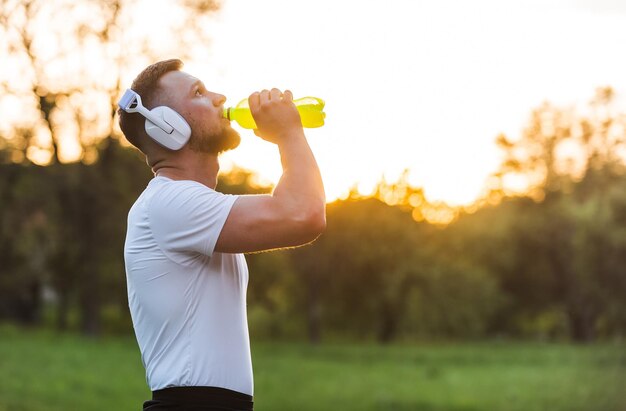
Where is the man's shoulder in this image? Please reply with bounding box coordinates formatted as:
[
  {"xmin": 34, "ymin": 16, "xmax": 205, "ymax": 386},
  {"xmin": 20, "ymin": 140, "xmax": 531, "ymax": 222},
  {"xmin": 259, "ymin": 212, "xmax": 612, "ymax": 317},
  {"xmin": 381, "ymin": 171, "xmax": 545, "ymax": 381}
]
[
  {"xmin": 147, "ymin": 177, "xmax": 238, "ymax": 222},
  {"xmin": 140, "ymin": 177, "xmax": 239, "ymax": 256}
]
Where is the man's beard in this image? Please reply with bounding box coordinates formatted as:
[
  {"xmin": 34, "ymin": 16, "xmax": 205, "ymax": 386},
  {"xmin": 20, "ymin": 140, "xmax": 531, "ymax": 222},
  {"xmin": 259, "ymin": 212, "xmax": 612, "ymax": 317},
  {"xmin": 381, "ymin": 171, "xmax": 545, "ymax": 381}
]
[{"xmin": 188, "ymin": 124, "xmax": 241, "ymax": 154}]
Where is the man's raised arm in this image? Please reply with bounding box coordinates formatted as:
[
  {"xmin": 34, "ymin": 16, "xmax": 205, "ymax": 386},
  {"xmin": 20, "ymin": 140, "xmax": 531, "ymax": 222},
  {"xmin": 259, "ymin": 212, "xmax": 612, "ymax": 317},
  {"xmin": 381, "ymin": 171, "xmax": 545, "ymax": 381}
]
[{"xmin": 214, "ymin": 88, "xmax": 326, "ymax": 253}]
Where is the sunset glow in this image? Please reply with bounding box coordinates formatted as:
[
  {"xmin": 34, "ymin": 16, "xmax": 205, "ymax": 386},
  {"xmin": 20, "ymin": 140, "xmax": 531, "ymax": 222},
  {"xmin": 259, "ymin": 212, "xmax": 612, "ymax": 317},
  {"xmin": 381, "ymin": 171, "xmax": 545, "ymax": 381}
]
[
  {"xmin": 4, "ymin": 0, "xmax": 626, "ymax": 209},
  {"xmin": 190, "ymin": 0, "xmax": 626, "ymax": 206}
]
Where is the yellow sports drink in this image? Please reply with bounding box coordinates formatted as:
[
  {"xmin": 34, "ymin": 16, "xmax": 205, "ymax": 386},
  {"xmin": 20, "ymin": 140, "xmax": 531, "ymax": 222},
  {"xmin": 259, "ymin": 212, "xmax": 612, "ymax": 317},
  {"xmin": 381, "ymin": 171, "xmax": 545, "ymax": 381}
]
[{"xmin": 223, "ymin": 96, "xmax": 326, "ymax": 129}]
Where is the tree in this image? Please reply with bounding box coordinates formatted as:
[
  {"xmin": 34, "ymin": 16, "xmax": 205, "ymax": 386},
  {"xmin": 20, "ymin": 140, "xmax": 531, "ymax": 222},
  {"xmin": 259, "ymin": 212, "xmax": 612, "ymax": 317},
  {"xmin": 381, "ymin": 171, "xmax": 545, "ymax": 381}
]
[
  {"xmin": 0, "ymin": 0, "xmax": 221, "ymax": 164},
  {"xmin": 492, "ymin": 87, "xmax": 626, "ymax": 200},
  {"xmin": 288, "ymin": 197, "xmax": 432, "ymax": 343},
  {"xmin": 0, "ymin": 0, "xmax": 222, "ymax": 335},
  {"xmin": 487, "ymin": 88, "xmax": 626, "ymax": 341},
  {"xmin": 0, "ymin": 162, "xmax": 53, "ymax": 324}
]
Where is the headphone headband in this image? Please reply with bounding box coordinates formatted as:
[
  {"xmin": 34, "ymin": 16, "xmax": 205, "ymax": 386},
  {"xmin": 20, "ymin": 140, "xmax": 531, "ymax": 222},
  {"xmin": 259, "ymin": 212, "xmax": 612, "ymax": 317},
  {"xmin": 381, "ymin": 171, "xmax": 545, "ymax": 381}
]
[
  {"xmin": 118, "ymin": 89, "xmax": 174, "ymax": 133},
  {"xmin": 117, "ymin": 89, "xmax": 191, "ymax": 150}
]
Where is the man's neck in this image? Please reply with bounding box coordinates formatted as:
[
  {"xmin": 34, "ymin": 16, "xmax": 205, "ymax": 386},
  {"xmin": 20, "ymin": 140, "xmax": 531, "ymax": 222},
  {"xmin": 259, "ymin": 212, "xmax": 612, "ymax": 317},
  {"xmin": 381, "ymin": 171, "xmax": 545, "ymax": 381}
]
[{"xmin": 151, "ymin": 150, "xmax": 220, "ymax": 189}]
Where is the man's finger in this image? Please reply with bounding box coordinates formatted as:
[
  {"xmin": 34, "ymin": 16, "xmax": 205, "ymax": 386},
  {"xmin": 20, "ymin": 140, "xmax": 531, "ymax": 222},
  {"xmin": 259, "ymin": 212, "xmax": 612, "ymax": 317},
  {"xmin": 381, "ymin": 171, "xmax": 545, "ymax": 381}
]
[
  {"xmin": 270, "ymin": 88, "xmax": 282, "ymax": 101},
  {"xmin": 248, "ymin": 92, "xmax": 260, "ymax": 111},
  {"xmin": 259, "ymin": 89, "xmax": 270, "ymax": 105}
]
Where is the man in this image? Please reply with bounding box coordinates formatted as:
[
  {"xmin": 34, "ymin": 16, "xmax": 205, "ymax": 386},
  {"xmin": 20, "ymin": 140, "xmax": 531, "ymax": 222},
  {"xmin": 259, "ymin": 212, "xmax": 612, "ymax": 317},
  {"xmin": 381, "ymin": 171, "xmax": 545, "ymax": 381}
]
[{"xmin": 118, "ymin": 59, "xmax": 326, "ymax": 410}]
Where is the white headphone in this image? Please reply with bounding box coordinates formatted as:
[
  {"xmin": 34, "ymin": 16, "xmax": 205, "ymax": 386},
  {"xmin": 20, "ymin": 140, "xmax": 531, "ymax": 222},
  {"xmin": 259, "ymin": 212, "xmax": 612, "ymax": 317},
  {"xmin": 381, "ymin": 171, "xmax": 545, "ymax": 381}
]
[{"xmin": 118, "ymin": 89, "xmax": 191, "ymax": 150}]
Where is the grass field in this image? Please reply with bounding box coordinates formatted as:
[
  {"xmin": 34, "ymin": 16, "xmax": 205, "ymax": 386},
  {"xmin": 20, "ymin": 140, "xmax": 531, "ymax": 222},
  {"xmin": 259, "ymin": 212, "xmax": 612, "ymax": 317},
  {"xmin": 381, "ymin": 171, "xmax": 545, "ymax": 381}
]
[{"xmin": 0, "ymin": 326, "xmax": 624, "ymax": 411}]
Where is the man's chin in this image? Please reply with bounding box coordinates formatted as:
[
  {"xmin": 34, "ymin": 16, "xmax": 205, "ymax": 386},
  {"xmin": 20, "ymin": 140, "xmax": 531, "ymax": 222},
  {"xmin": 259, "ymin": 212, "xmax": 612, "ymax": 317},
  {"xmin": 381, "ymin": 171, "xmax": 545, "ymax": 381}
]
[{"xmin": 214, "ymin": 127, "xmax": 241, "ymax": 154}]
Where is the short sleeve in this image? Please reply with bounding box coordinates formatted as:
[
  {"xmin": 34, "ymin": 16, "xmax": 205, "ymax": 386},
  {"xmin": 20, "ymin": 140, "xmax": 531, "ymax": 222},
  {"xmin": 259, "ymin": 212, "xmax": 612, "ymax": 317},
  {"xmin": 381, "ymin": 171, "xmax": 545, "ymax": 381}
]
[{"xmin": 148, "ymin": 180, "xmax": 238, "ymax": 258}]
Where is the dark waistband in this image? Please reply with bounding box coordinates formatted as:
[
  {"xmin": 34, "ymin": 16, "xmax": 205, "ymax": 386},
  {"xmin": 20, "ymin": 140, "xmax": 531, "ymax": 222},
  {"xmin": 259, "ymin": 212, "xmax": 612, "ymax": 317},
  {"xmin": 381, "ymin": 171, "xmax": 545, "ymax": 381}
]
[{"xmin": 150, "ymin": 386, "xmax": 253, "ymax": 410}]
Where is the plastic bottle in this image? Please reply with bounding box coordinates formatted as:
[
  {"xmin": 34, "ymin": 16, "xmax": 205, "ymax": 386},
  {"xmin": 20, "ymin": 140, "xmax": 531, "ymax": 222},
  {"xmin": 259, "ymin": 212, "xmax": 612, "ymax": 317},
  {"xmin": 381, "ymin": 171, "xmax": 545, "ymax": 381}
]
[{"xmin": 223, "ymin": 96, "xmax": 326, "ymax": 129}]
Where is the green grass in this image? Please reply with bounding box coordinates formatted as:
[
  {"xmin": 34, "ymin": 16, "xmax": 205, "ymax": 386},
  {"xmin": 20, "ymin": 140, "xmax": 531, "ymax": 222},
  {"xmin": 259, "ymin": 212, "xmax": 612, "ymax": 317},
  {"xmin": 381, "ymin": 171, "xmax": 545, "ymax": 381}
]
[{"xmin": 0, "ymin": 326, "xmax": 624, "ymax": 411}]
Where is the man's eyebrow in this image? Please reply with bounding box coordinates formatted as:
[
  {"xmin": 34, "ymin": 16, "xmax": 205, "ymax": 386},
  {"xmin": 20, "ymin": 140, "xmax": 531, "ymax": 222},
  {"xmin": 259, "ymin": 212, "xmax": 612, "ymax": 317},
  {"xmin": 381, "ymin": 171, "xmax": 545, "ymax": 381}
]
[{"xmin": 189, "ymin": 80, "xmax": 202, "ymax": 93}]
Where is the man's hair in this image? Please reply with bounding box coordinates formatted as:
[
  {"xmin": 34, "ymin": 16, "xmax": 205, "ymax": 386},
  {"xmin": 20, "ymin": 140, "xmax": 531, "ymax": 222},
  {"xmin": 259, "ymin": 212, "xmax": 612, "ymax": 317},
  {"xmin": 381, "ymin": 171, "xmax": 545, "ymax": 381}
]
[{"xmin": 118, "ymin": 59, "xmax": 184, "ymax": 152}]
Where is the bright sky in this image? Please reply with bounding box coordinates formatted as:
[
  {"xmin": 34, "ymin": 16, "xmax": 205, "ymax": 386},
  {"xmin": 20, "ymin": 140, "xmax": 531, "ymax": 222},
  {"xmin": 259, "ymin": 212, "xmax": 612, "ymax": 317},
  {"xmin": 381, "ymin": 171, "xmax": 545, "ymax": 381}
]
[{"xmin": 181, "ymin": 0, "xmax": 626, "ymax": 205}]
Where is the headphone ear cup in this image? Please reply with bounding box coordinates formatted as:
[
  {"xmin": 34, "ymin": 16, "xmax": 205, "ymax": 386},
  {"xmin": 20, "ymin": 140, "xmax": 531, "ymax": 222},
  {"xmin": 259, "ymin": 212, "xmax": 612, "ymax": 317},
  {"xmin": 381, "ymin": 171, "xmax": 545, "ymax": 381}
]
[{"xmin": 144, "ymin": 106, "xmax": 192, "ymax": 150}]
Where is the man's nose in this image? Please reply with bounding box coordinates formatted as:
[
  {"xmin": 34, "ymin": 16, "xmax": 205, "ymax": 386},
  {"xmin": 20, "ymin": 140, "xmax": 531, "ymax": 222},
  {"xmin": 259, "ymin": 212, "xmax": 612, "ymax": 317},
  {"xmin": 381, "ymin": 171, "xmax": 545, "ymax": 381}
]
[{"xmin": 212, "ymin": 94, "xmax": 226, "ymax": 107}]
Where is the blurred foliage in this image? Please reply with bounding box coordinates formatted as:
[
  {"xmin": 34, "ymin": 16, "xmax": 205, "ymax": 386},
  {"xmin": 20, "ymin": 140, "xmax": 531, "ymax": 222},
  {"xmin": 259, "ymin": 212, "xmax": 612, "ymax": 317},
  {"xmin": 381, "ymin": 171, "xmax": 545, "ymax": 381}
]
[
  {"xmin": 0, "ymin": 0, "xmax": 221, "ymax": 164},
  {"xmin": 2, "ymin": 89, "xmax": 626, "ymax": 342},
  {"xmin": 0, "ymin": 0, "xmax": 221, "ymax": 335},
  {"xmin": 246, "ymin": 89, "xmax": 626, "ymax": 344},
  {"xmin": 1, "ymin": 92, "xmax": 626, "ymax": 342},
  {"xmin": 0, "ymin": 0, "xmax": 625, "ymax": 343},
  {"xmin": 489, "ymin": 86, "xmax": 626, "ymax": 200}
]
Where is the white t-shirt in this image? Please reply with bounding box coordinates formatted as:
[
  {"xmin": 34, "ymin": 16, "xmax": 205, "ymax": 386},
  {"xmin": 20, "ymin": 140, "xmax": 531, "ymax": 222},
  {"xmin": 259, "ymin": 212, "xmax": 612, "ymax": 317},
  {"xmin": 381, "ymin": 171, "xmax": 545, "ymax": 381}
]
[{"xmin": 124, "ymin": 176, "xmax": 253, "ymax": 395}]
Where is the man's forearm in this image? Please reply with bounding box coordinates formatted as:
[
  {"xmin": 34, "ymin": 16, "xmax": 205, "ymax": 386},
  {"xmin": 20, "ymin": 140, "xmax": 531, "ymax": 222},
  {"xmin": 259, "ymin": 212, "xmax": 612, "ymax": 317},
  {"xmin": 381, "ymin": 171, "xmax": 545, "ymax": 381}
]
[{"xmin": 273, "ymin": 129, "xmax": 326, "ymax": 222}]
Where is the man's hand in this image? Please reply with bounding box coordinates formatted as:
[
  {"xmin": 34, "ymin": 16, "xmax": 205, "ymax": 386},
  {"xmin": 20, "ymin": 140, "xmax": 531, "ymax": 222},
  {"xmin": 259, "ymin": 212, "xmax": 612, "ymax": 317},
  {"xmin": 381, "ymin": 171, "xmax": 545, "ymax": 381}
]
[{"xmin": 248, "ymin": 88, "xmax": 303, "ymax": 143}]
